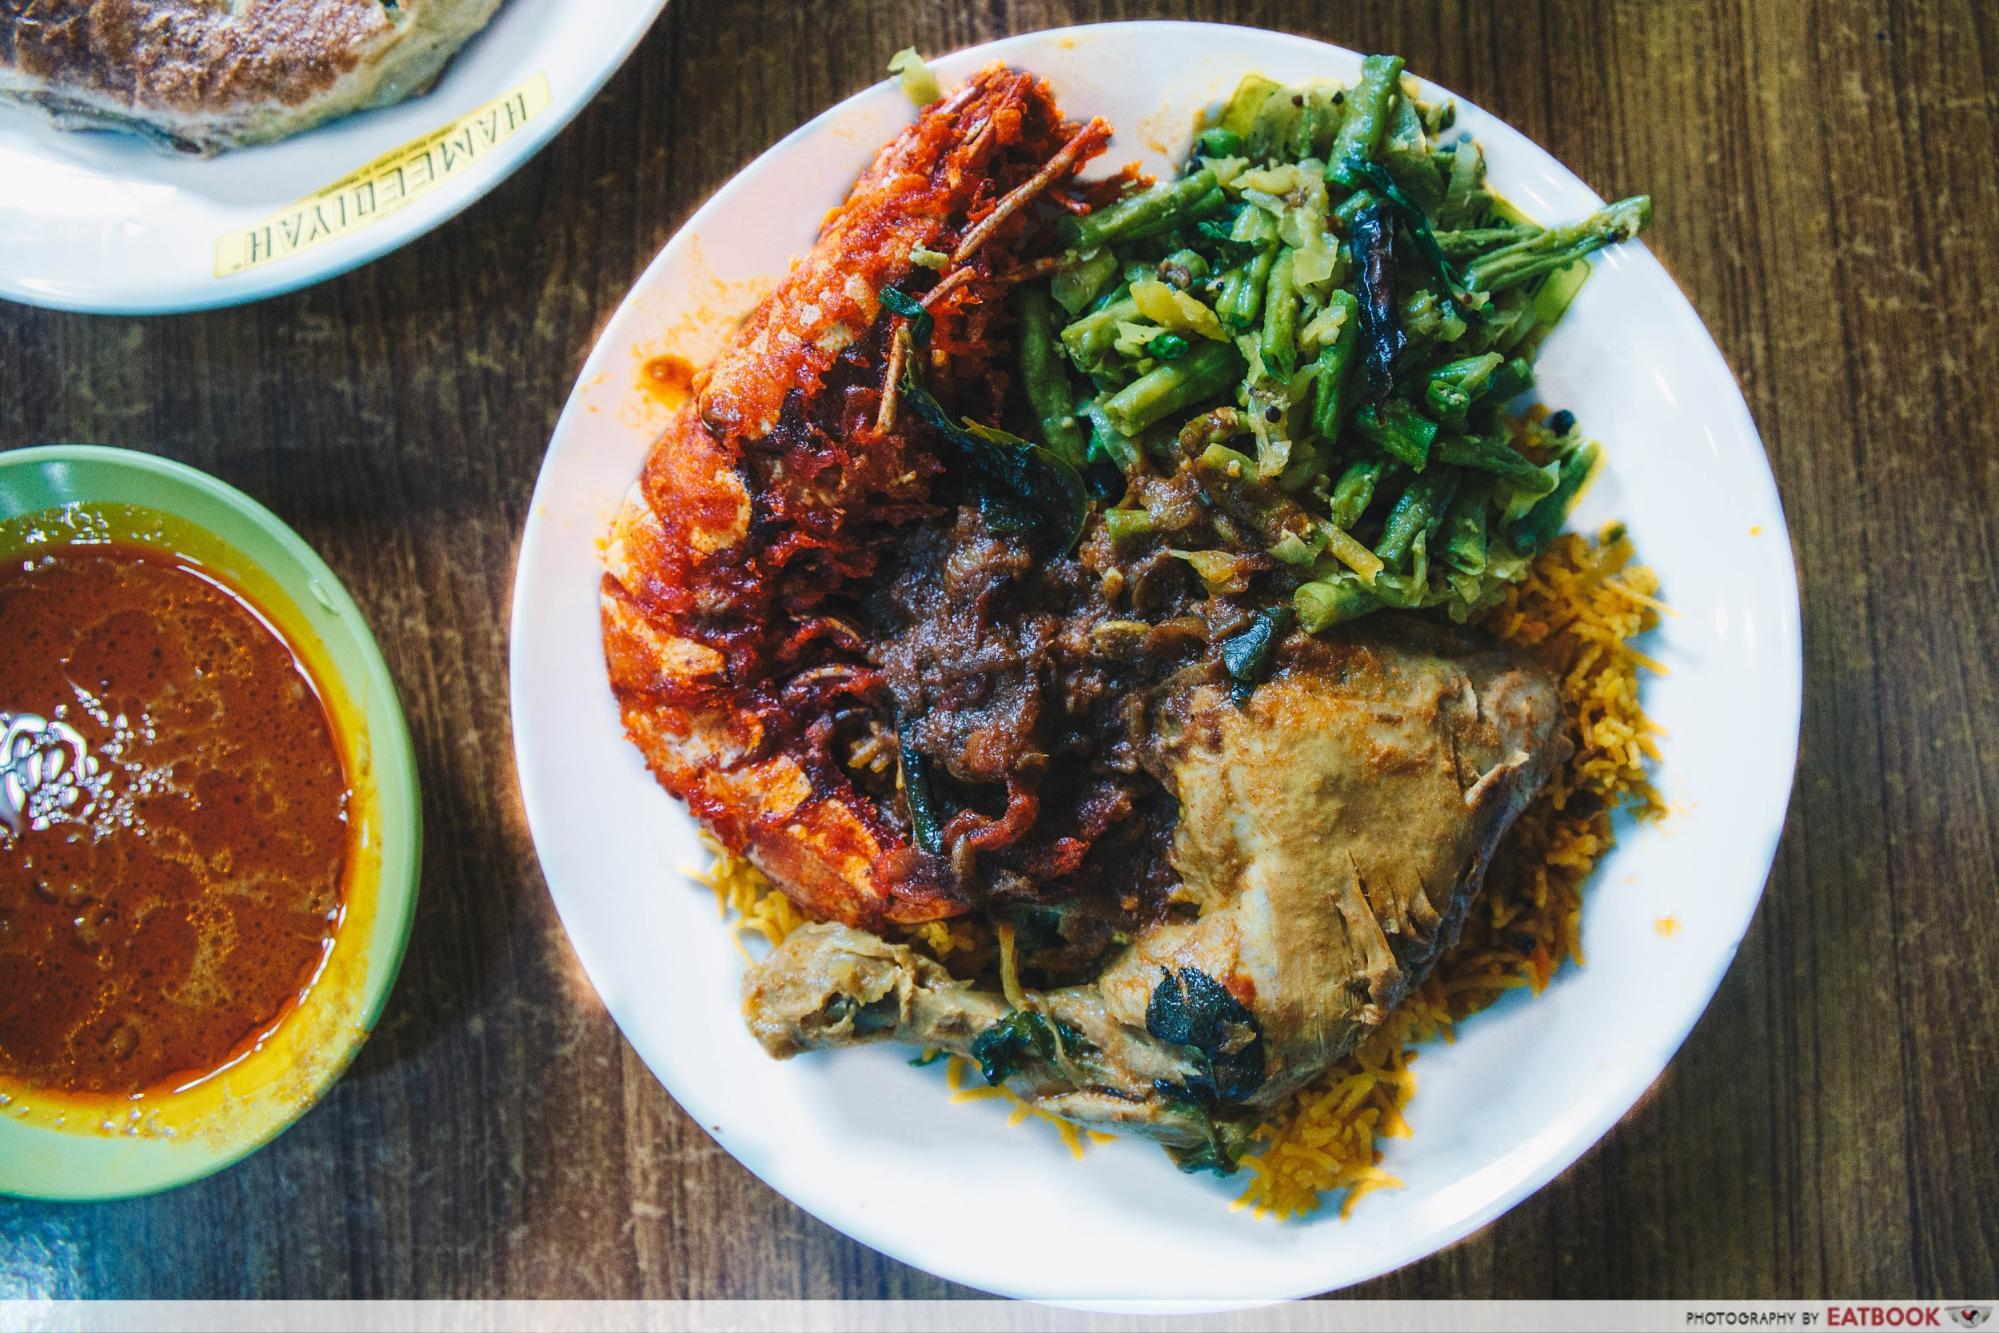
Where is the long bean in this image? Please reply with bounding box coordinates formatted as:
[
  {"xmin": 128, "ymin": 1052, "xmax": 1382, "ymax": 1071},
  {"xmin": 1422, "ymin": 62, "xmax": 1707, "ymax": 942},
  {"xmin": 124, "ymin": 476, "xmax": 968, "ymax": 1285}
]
[
  {"xmin": 1439, "ymin": 475, "xmax": 1493, "ymax": 574},
  {"xmin": 1309, "ymin": 290, "xmax": 1362, "ymax": 440},
  {"xmin": 1081, "ymin": 400, "xmax": 1140, "ymax": 472},
  {"xmin": 1508, "ymin": 443, "xmax": 1599, "ymax": 551},
  {"xmin": 1299, "ymin": 86, "xmax": 1344, "ymax": 162},
  {"xmin": 1295, "ymin": 578, "xmax": 1381, "ymax": 631},
  {"xmin": 1431, "ymin": 433, "xmax": 1556, "ymax": 493},
  {"xmin": 1329, "ymin": 456, "xmax": 1390, "ymax": 529},
  {"xmin": 1354, "ymin": 399, "xmax": 1438, "ymax": 469},
  {"xmin": 1007, "ymin": 52, "xmax": 1651, "ymax": 635},
  {"xmin": 1017, "ymin": 286, "xmax": 1085, "ymax": 467},
  {"xmin": 1051, "ymin": 250, "xmax": 1118, "ymax": 315},
  {"xmin": 1259, "ymin": 249, "xmax": 1301, "ymax": 378},
  {"xmin": 1332, "ymin": 187, "xmax": 1381, "ymax": 231},
  {"xmin": 1216, "ymin": 247, "xmax": 1277, "ymax": 331},
  {"xmin": 1374, "ymin": 468, "xmax": 1459, "ymax": 565},
  {"xmin": 1327, "ymin": 55, "xmax": 1406, "ymax": 188},
  {"xmin": 1102, "ymin": 341, "xmax": 1246, "ymax": 435},
  {"xmin": 1423, "ymin": 352, "xmax": 1504, "ymax": 422},
  {"xmin": 1463, "ymin": 196, "xmax": 1653, "ymax": 293},
  {"xmin": 1378, "ymin": 94, "xmax": 1444, "ymax": 212},
  {"xmin": 1435, "ymin": 224, "xmax": 1537, "ymax": 259},
  {"xmin": 1060, "ymin": 296, "xmax": 1141, "ymax": 368},
  {"xmin": 1475, "ymin": 356, "xmax": 1533, "ymax": 406},
  {"xmin": 1069, "ymin": 170, "xmax": 1223, "ymax": 252},
  {"xmin": 1195, "ymin": 126, "xmax": 1243, "ymax": 158},
  {"xmin": 1103, "ymin": 507, "xmax": 1157, "ymax": 545}
]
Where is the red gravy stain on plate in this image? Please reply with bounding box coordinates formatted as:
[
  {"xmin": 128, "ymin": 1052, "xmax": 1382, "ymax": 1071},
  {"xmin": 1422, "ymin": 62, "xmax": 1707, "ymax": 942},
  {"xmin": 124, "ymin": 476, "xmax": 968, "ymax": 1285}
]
[
  {"xmin": 0, "ymin": 546, "xmax": 351, "ymax": 1097},
  {"xmin": 640, "ymin": 354, "xmax": 697, "ymax": 409}
]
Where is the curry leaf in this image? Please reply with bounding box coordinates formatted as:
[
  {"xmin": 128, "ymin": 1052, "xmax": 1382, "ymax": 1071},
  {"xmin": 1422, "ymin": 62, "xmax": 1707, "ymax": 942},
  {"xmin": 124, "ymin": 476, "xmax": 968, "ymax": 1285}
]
[
  {"xmin": 1145, "ymin": 966, "xmax": 1266, "ymax": 1103},
  {"xmin": 970, "ymin": 1008, "xmax": 1090, "ymax": 1085},
  {"xmin": 1152, "ymin": 1080, "xmax": 1253, "ymax": 1175},
  {"xmin": 1167, "ymin": 1135, "xmax": 1241, "ymax": 1176},
  {"xmin": 901, "ymin": 372, "xmax": 1089, "ymax": 553},
  {"xmin": 880, "ymin": 285, "xmax": 934, "ymax": 345},
  {"xmin": 1194, "ymin": 215, "xmax": 1260, "ymax": 266},
  {"xmin": 1220, "ymin": 606, "xmax": 1294, "ymax": 707},
  {"xmin": 896, "ymin": 718, "xmax": 946, "ymax": 854}
]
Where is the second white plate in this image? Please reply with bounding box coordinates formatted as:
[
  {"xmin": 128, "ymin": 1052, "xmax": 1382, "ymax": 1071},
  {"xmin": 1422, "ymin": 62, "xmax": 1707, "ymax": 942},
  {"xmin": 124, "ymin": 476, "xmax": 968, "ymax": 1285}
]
[{"xmin": 0, "ymin": 0, "xmax": 666, "ymax": 313}]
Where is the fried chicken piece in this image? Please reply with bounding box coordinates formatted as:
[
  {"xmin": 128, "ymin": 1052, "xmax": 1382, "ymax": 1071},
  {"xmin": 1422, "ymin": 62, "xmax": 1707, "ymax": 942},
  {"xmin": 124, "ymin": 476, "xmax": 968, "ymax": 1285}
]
[{"xmin": 743, "ymin": 623, "xmax": 1567, "ymax": 1154}]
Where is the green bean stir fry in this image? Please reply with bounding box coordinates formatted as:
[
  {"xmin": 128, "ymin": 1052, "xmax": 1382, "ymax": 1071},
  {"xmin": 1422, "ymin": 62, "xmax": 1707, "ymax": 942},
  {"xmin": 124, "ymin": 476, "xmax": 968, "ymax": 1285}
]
[{"xmin": 1015, "ymin": 55, "xmax": 1652, "ymax": 629}]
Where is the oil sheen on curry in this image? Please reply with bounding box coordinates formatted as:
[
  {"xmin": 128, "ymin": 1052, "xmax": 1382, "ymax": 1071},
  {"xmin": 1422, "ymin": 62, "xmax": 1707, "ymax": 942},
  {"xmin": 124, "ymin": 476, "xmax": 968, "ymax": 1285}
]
[{"xmin": 0, "ymin": 543, "xmax": 351, "ymax": 1099}]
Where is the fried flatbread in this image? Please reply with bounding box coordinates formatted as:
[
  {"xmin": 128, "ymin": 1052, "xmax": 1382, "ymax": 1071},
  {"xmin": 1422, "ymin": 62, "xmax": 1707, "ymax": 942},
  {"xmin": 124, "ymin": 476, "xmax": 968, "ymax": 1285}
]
[{"xmin": 0, "ymin": 0, "xmax": 503, "ymax": 153}]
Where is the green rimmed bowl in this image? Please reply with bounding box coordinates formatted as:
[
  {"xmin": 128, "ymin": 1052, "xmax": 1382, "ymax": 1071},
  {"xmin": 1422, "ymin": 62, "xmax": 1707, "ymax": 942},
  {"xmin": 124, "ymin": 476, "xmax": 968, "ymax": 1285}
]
[{"xmin": 0, "ymin": 445, "xmax": 422, "ymax": 1201}]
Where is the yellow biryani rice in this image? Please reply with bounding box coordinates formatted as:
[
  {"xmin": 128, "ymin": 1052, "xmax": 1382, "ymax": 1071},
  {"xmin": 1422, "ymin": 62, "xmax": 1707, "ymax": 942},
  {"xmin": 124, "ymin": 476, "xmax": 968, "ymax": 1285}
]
[{"xmin": 690, "ymin": 525, "xmax": 1663, "ymax": 1220}]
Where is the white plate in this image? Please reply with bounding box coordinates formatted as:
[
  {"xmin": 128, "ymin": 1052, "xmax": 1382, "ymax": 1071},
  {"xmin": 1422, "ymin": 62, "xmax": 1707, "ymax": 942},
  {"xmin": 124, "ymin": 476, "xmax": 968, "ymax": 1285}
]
[
  {"xmin": 0, "ymin": 0, "xmax": 666, "ymax": 314},
  {"xmin": 511, "ymin": 22, "xmax": 1802, "ymax": 1304}
]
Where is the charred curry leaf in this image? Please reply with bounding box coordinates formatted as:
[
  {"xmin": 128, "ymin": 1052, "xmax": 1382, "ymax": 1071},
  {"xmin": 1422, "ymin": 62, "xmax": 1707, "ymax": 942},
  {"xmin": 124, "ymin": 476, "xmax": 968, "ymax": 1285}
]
[
  {"xmin": 1220, "ymin": 605, "xmax": 1295, "ymax": 707},
  {"xmin": 999, "ymin": 903, "xmax": 1068, "ymax": 954},
  {"xmin": 1084, "ymin": 459, "xmax": 1127, "ymax": 503},
  {"xmin": 1349, "ymin": 202, "xmax": 1406, "ymax": 404},
  {"xmin": 901, "ymin": 372, "xmax": 1090, "ymax": 553},
  {"xmin": 896, "ymin": 718, "xmax": 946, "ymax": 854},
  {"xmin": 970, "ymin": 1008, "xmax": 1090, "ymax": 1085},
  {"xmin": 970, "ymin": 1011, "xmax": 1043, "ymax": 1083},
  {"xmin": 1152, "ymin": 1079, "xmax": 1252, "ymax": 1175},
  {"xmin": 1144, "ymin": 966, "xmax": 1266, "ymax": 1103},
  {"xmin": 880, "ymin": 285, "xmax": 934, "ymax": 346}
]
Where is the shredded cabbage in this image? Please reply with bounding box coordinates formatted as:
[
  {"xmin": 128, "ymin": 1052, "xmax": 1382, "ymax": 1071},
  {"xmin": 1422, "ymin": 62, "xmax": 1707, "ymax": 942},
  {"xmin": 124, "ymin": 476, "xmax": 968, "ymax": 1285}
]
[{"xmin": 887, "ymin": 48, "xmax": 941, "ymax": 106}]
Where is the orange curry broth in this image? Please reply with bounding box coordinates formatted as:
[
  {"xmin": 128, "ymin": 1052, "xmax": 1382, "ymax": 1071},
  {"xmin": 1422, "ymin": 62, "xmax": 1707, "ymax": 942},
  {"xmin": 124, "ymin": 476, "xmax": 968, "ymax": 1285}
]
[
  {"xmin": 640, "ymin": 354, "xmax": 697, "ymax": 408},
  {"xmin": 0, "ymin": 543, "xmax": 353, "ymax": 1099}
]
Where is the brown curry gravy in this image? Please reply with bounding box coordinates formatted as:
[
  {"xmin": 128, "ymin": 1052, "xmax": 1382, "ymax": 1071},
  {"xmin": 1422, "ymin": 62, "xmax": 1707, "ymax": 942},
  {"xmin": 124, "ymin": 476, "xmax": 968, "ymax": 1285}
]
[{"xmin": 0, "ymin": 545, "xmax": 351, "ymax": 1097}]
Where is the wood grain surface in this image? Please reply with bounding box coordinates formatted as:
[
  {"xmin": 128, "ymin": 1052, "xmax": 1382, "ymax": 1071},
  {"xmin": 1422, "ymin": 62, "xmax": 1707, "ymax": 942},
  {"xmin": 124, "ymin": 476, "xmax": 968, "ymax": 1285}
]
[{"xmin": 2, "ymin": 0, "xmax": 1994, "ymax": 1301}]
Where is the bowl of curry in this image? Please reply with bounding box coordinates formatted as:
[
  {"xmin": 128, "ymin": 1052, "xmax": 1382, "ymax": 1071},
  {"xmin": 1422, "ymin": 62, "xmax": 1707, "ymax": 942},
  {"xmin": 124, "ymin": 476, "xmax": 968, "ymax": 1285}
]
[{"xmin": 0, "ymin": 444, "xmax": 420, "ymax": 1200}]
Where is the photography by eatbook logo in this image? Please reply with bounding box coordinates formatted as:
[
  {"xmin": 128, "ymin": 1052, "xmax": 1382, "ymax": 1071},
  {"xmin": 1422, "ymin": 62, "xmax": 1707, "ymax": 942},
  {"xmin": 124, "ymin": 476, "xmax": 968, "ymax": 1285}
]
[{"xmin": 1949, "ymin": 1310, "xmax": 1992, "ymax": 1330}]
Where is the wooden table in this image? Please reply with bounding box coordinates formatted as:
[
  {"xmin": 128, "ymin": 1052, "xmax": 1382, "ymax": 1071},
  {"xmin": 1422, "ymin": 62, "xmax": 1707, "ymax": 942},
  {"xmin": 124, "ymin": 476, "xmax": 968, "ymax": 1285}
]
[{"xmin": 3, "ymin": 0, "xmax": 1994, "ymax": 1302}]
